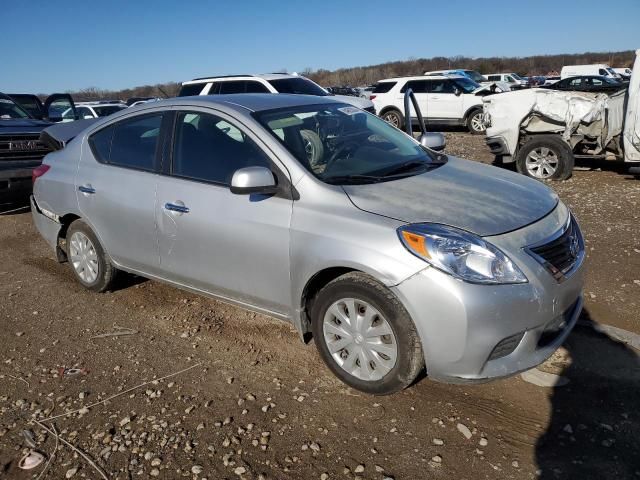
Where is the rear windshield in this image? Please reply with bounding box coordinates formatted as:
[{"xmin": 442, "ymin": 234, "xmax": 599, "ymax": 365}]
[
  {"xmin": 268, "ymin": 78, "xmax": 329, "ymax": 96},
  {"xmin": 178, "ymin": 83, "xmax": 206, "ymax": 97},
  {"xmin": 372, "ymin": 82, "xmax": 396, "ymax": 93}
]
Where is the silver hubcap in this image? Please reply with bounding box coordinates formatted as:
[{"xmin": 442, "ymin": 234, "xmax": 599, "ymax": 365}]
[
  {"xmin": 525, "ymin": 147, "xmax": 559, "ymax": 178},
  {"xmin": 471, "ymin": 113, "xmax": 485, "ymax": 132},
  {"xmin": 323, "ymin": 298, "xmax": 398, "ymax": 382},
  {"xmin": 383, "ymin": 113, "xmax": 400, "ymax": 128},
  {"xmin": 69, "ymin": 231, "xmax": 99, "ymax": 284}
]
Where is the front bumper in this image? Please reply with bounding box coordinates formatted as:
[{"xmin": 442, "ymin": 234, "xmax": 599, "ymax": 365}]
[{"xmin": 392, "ymin": 203, "xmax": 584, "ymax": 383}]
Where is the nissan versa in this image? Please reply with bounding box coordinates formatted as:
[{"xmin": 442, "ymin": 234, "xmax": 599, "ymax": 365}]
[{"xmin": 31, "ymin": 94, "xmax": 585, "ymax": 394}]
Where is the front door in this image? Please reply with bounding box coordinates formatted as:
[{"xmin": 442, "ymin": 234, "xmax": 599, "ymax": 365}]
[
  {"xmin": 76, "ymin": 112, "xmax": 164, "ymax": 273},
  {"xmin": 155, "ymin": 109, "xmax": 293, "ymax": 314}
]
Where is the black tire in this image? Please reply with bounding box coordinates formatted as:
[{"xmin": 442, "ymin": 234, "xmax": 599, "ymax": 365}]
[
  {"xmin": 300, "ymin": 129, "xmax": 324, "ymax": 168},
  {"xmin": 66, "ymin": 220, "xmax": 117, "ymax": 292},
  {"xmin": 310, "ymin": 272, "xmax": 424, "ymax": 395},
  {"xmin": 380, "ymin": 109, "xmax": 404, "ymax": 130},
  {"xmin": 466, "ymin": 109, "xmax": 485, "ymax": 135},
  {"xmin": 515, "ymin": 135, "xmax": 574, "ymax": 181}
]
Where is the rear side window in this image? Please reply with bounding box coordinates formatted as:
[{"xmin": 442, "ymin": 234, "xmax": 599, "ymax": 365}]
[
  {"xmin": 245, "ymin": 81, "xmax": 270, "ymax": 93},
  {"xmin": 400, "ymin": 80, "xmax": 429, "ymax": 93},
  {"xmin": 178, "ymin": 83, "xmax": 206, "ymax": 97},
  {"xmin": 219, "ymin": 81, "xmax": 246, "ymax": 94},
  {"xmin": 88, "ymin": 114, "xmax": 163, "ymax": 171},
  {"xmin": 372, "ymin": 82, "xmax": 396, "ymax": 93}
]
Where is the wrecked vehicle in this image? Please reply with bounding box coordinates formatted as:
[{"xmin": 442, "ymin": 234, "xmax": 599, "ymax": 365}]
[
  {"xmin": 483, "ymin": 49, "xmax": 640, "ymax": 180},
  {"xmin": 31, "ymin": 93, "xmax": 584, "ymax": 394}
]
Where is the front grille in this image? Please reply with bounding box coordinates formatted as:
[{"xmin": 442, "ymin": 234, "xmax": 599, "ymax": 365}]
[
  {"xmin": 0, "ymin": 134, "xmax": 52, "ymax": 162},
  {"xmin": 526, "ymin": 215, "xmax": 584, "ymax": 281}
]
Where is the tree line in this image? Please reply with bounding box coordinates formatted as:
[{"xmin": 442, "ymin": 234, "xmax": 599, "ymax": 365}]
[{"xmin": 59, "ymin": 50, "xmax": 635, "ymax": 101}]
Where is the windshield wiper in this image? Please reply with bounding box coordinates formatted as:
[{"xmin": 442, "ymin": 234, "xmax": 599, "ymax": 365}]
[
  {"xmin": 322, "ymin": 174, "xmax": 385, "ymax": 185},
  {"xmin": 373, "ymin": 160, "xmax": 431, "ymax": 177}
]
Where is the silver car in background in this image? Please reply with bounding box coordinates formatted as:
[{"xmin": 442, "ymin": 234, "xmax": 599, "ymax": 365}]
[{"xmin": 31, "ymin": 94, "xmax": 585, "ymax": 394}]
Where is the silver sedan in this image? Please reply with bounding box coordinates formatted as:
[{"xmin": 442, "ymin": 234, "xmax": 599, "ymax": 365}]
[{"xmin": 31, "ymin": 94, "xmax": 584, "ymax": 394}]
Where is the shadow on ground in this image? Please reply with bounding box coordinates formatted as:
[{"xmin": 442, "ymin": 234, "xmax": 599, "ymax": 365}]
[{"xmin": 535, "ymin": 308, "xmax": 640, "ymax": 478}]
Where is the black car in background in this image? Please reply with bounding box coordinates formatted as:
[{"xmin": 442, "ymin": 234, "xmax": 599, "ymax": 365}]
[
  {"xmin": 0, "ymin": 92, "xmax": 77, "ymax": 207},
  {"xmin": 541, "ymin": 75, "xmax": 626, "ymax": 93}
]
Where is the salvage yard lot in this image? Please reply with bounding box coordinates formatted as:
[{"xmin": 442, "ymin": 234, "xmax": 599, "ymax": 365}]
[{"xmin": 1, "ymin": 132, "xmax": 639, "ymax": 479}]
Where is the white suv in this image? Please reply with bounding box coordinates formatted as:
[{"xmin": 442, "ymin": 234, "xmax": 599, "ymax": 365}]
[
  {"xmin": 485, "ymin": 73, "xmax": 528, "ymax": 89},
  {"xmin": 63, "ymin": 101, "xmax": 127, "ymax": 121},
  {"xmin": 178, "ymin": 74, "xmax": 375, "ymax": 113},
  {"xmin": 370, "ymin": 75, "xmax": 489, "ymax": 134}
]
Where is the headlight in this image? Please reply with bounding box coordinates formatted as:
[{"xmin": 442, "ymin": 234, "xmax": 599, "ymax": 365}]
[{"xmin": 398, "ymin": 224, "xmax": 527, "ymax": 284}]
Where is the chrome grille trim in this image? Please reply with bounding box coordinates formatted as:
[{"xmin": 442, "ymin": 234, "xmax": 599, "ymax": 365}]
[{"xmin": 525, "ymin": 214, "xmax": 585, "ymax": 283}]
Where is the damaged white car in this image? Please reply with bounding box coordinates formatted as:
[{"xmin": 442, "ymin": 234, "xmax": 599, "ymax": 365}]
[{"xmin": 483, "ymin": 49, "xmax": 640, "ymax": 180}]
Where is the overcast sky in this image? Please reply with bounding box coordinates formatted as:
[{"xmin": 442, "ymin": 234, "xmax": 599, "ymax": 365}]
[{"xmin": 3, "ymin": 0, "xmax": 639, "ymax": 93}]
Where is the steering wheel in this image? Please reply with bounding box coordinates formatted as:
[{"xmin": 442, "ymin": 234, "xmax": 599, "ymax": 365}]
[{"xmin": 324, "ymin": 141, "xmax": 361, "ymax": 172}]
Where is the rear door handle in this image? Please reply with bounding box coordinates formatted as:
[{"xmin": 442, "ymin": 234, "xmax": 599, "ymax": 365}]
[
  {"xmin": 78, "ymin": 185, "xmax": 95, "ymax": 195},
  {"xmin": 164, "ymin": 202, "xmax": 190, "ymax": 214}
]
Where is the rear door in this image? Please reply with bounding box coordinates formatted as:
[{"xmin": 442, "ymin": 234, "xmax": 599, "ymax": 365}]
[
  {"xmin": 426, "ymin": 79, "xmax": 463, "ymax": 120},
  {"xmin": 398, "ymin": 80, "xmax": 429, "ymax": 121},
  {"xmin": 155, "ymin": 108, "xmax": 293, "ymax": 314},
  {"xmin": 76, "ymin": 112, "xmax": 167, "ymax": 273}
]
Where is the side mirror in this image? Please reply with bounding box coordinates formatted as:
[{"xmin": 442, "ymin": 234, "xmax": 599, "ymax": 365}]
[
  {"xmin": 230, "ymin": 166, "xmax": 278, "ymax": 195},
  {"xmin": 454, "ymin": 88, "xmax": 462, "ymax": 96},
  {"xmin": 419, "ymin": 132, "xmax": 446, "ymax": 152}
]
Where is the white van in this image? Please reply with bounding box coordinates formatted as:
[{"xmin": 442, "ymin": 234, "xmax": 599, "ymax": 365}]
[{"xmin": 561, "ymin": 64, "xmax": 621, "ymax": 80}]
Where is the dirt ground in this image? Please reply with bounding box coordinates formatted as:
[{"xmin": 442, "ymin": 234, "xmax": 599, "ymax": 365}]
[{"xmin": 1, "ymin": 132, "xmax": 639, "ymax": 480}]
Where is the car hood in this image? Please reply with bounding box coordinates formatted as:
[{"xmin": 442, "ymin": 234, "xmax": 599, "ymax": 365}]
[
  {"xmin": 0, "ymin": 118, "xmax": 51, "ymax": 134},
  {"xmin": 342, "ymin": 156, "xmax": 558, "ymax": 237},
  {"xmin": 331, "ymin": 94, "xmax": 374, "ymax": 109}
]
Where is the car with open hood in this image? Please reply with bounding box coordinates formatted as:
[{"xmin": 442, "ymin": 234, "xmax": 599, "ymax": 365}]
[{"xmin": 31, "ymin": 92, "xmax": 584, "ymax": 394}]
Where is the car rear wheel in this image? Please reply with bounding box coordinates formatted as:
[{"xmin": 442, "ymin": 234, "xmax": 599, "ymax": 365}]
[
  {"xmin": 381, "ymin": 109, "xmax": 404, "ymax": 130},
  {"xmin": 310, "ymin": 272, "xmax": 424, "ymax": 395},
  {"xmin": 466, "ymin": 110, "xmax": 485, "ymax": 134},
  {"xmin": 67, "ymin": 220, "xmax": 117, "ymax": 292},
  {"xmin": 516, "ymin": 135, "xmax": 574, "ymax": 181}
]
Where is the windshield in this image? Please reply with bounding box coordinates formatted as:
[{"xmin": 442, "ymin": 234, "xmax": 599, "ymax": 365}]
[
  {"xmin": 510, "ymin": 73, "xmax": 524, "ymax": 80},
  {"xmin": 93, "ymin": 105, "xmax": 127, "ymax": 117},
  {"xmin": 268, "ymin": 77, "xmax": 329, "ymax": 96},
  {"xmin": 0, "ymin": 97, "xmax": 31, "ymax": 119},
  {"xmin": 464, "ymin": 70, "xmax": 487, "ymax": 83},
  {"xmin": 453, "ymin": 77, "xmax": 481, "ymax": 93},
  {"xmin": 254, "ymin": 104, "xmax": 443, "ymax": 185}
]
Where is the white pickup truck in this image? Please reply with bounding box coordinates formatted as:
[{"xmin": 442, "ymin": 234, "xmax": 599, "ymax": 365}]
[{"xmin": 483, "ymin": 50, "xmax": 639, "ymax": 180}]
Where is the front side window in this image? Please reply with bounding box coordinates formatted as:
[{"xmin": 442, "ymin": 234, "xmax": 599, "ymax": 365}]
[
  {"xmin": 89, "ymin": 114, "xmax": 162, "ymax": 171},
  {"xmin": 172, "ymin": 111, "xmax": 271, "ymax": 185},
  {"xmin": 430, "ymin": 80, "xmax": 456, "ymax": 94},
  {"xmin": 254, "ymin": 104, "xmax": 443, "ymax": 185},
  {"xmin": 599, "ymin": 69, "xmax": 607, "ymax": 76},
  {"xmin": 219, "ymin": 81, "xmax": 247, "ymax": 94},
  {"xmin": 245, "ymin": 81, "xmax": 270, "ymax": 93}
]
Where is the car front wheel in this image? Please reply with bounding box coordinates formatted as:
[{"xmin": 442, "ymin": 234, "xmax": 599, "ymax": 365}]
[
  {"xmin": 310, "ymin": 272, "xmax": 424, "ymax": 395},
  {"xmin": 516, "ymin": 135, "xmax": 574, "ymax": 181},
  {"xmin": 67, "ymin": 220, "xmax": 117, "ymax": 292}
]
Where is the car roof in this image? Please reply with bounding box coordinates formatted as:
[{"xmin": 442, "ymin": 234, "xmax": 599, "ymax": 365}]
[
  {"xmin": 183, "ymin": 73, "xmax": 298, "ymax": 85},
  {"xmin": 128, "ymin": 93, "xmax": 345, "ymax": 114}
]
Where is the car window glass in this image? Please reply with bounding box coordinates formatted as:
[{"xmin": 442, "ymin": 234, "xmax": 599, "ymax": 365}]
[
  {"xmin": 178, "ymin": 83, "xmax": 205, "ymax": 97},
  {"xmin": 372, "ymin": 82, "xmax": 396, "ymax": 93},
  {"xmin": 88, "ymin": 125, "xmax": 114, "ymax": 163},
  {"xmin": 569, "ymin": 78, "xmax": 582, "ymax": 87},
  {"xmin": 78, "ymin": 107, "xmax": 94, "ymax": 119},
  {"xmin": 487, "ymin": 75, "xmax": 499, "ymax": 81},
  {"xmin": 219, "ymin": 81, "xmax": 246, "ymax": 94},
  {"xmin": 245, "ymin": 81, "xmax": 270, "ymax": 93},
  {"xmin": 591, "ymin": 78, "xmax": 603, "ymax": 86},
  {"xmin": 108, "ymin": 114, "xmax": 162, "ymax": 171},
  {"xmin": 400, "ymin": 80, "xmax": 428, "ymax": 93},
  {"xmin": 430, "ymin": 80, "xmax": 455, "ymax": 94},
  {"xmin": 598, "ymin": 69, "xmax": 607, "ymax": 76},
  {"xmin": 172, "ymin": 111, "xmax": 271, "ymax": 185}
]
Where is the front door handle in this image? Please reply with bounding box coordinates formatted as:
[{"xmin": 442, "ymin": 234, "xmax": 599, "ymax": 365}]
[
  {"xmin": 164, "ymin": 202, "xmax": 190, "ymax": 214},
  {"xmin": 78, "ymin": 184, "xmax": 95, "ymax": 195}
]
